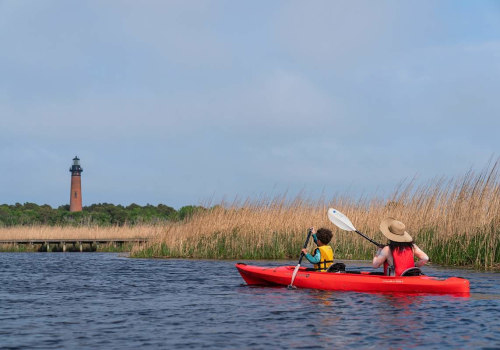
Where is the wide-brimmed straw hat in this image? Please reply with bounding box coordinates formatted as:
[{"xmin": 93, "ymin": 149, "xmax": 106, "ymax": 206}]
[{"xmin": 379, "ymin": 217, "xmax": 413, "ymax": 243}]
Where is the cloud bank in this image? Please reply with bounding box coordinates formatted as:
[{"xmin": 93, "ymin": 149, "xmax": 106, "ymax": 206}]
[{"xmin": 1, "ymin": 1, "xmax": 499, "ymax": 208}]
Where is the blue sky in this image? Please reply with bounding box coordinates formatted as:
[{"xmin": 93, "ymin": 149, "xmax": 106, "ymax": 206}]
[{"xmin": 1, "ymin": 1, "xmax": 499, "ymax": 209}]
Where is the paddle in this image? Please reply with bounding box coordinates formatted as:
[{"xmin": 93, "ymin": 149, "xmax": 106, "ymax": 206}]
[
  {"xmin": 327, "ymin": 208, "xmax": 385, "ymax": 248},
  {"xmin": 287, "ymin": 228, "xmax": 313, "ymax": 289}
]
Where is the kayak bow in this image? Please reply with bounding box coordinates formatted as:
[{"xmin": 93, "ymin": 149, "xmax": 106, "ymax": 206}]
[{"xmin": 236, "ymin": 263, "xmax": 470, "ymax": 295}]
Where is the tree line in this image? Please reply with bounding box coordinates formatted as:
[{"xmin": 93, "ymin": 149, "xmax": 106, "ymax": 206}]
[{"xmin": 0, "ymin": 202, "xmax": 207, "ymax": 227}]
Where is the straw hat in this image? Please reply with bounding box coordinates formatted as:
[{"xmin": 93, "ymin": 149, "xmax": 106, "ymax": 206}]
[{"xmin": 379, "ymin": 217, "xmax": 413, "ymax": 243}]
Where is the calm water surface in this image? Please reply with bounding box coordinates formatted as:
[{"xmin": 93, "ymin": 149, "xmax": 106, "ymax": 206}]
[{"xmin": 1, "ymin": 253, "xmax": 499, "ymax": 349}]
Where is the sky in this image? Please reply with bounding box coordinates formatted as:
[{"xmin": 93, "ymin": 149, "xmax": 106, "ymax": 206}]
[{"xmin": 1, "ymin": 0, "xmax": 499, "ymax": 209}]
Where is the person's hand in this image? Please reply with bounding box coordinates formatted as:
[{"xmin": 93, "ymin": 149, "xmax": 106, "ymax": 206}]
[
  {"xmin": 374, "ymin": 247, "xmax": 383, "ymax": 257},
  {"xmin": 310, "ymin": 227, "xmax": 317, "ymax": 234},
  {"xmin": 301, "ymin": 248, "xmax": 308, "ymax": 255}
]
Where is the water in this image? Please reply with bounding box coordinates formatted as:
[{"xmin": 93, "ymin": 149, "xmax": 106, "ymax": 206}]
[{"xmin": 1, "ymin": 253, "xmax": 499, "ymax": 349}]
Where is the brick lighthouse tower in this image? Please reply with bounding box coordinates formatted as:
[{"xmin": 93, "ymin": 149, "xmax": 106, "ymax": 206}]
[{"xmin": 69, "ymin": 156, "xmax": 83, "ymax": 212}]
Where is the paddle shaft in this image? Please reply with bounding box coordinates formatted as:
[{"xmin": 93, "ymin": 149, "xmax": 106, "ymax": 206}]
[
  {"xmin": 355, "ymin": 230, "xmax": 385, "ymax": 248},
  {"xmin": 298, "ymin": 229, "xmax": 313, "ymax": 264},
  {"xmin": 288, "ymin": 229, "xmax": 313, "ymax": 288}
]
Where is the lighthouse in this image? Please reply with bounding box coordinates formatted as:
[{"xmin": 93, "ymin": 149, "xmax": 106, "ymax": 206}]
[{"xmin": 69, "ymin": 156, "xmax": 83, "ymax": 212}]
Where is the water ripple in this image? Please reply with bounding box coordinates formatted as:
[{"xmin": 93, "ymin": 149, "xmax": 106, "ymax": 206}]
[{"xmin": 0, "ymin": 254, "xmax": 499, "ymax": 349}]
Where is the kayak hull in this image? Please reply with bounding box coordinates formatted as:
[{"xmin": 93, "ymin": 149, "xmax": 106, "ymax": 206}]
[{"xmin": 236, "ymin": 263, "xmax": 470, "ymax": 295}]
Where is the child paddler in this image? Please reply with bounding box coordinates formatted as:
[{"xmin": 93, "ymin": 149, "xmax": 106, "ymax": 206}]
[
  {"xmin": 301, "ymin": 227, "xmax": 334, "ymax": 272},
  {"xmin": 372, "ymin": 218, "xmax": 429, "ymax": 276}
]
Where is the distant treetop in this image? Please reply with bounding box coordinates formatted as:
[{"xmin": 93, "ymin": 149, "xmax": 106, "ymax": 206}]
[{"xmin": 0, "ymin": 202, "xmax": 207, "ymax": 227}]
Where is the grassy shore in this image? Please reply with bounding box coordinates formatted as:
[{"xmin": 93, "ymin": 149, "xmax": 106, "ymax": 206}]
[
  {"xmin": 2, "ymin": 162, "xmax": 499, "ymax": 269},
  {"xmin": 131, "ymin": 161, "xmax": 500, "ymax": 270}
]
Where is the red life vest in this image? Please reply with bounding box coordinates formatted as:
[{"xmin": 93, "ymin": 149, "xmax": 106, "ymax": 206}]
[
  {"xmin": 392, "ymin": 246, "xmax": 415, "ymax": 276},
  {"xmin": 383, "ymin": 246, "xmax": 415, "ymax": 276}
]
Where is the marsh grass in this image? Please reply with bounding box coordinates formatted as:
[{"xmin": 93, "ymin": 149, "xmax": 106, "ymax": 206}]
[
  {"xmin": 132, "ymin": 160, "xmax": 500, "ymax": 269},
  {"xmin": 2, "ymin": 161, "xmax": 499, "ymax": 269},
  {"xmin": 0, "ymin": 225, "xmax": 157, "ymax": 241},
  {"xmin": 0, "ymin": 243, "xmax": 37, "ymax": 252}
]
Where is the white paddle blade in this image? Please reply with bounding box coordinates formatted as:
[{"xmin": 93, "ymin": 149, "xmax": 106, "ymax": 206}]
[
  {"xmin": 288, "ymin": 264, "xmax": 301, "ymax": 288},
  {"xmin": 327, "ymin": 208, "xmax": 356, "ymax": 231}
]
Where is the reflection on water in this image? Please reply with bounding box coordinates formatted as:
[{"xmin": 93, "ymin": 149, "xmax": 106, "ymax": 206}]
[{"xmin": 0, "ymin": 254, "xmax": 499, "ymax": 349}]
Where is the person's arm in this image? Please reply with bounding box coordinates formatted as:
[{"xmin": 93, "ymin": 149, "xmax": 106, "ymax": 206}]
[
  {"xmin": 311, "ymin": 227, "xmax": 318, "ymax": 245},
  {"xmin": 301, "ymin": 248, "xmax": 321, "ymax": 264},
  {"xmin": 413, "ymin": 244, "xmax": 429, "ymax": 267},
  {"xmin": 372, "ymin": 246, "xmax": 389, "ymax": 268}
]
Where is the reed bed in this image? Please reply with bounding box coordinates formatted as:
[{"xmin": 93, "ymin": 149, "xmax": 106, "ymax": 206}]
[
  {"xmin": 2, "ymin": 161, "xmax": 498, "ymax": 269},
  {"xmin": 0, "ymin": 224, "xmax": 159, "ymax": 241},
  {"xmin": 132, "ymin": 161, "xmax": 500, "ymax": 269}
]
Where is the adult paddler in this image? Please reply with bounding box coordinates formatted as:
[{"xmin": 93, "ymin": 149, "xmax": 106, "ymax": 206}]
[{"xmin": 372, "ymin": 218, "xmax": 429, "ymax": 276}]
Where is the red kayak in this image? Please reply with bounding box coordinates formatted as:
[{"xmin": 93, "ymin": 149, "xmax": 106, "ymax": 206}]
[{"xmin": 236, "ymin": 263, "xmax": 470, "ymax": 295}]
